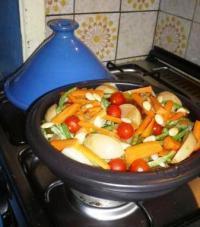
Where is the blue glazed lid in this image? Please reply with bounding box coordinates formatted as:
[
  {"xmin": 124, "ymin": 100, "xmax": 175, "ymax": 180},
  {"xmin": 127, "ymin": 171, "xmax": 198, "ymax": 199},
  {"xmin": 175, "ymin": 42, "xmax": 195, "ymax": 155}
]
[{"xmin": 4, "ymin": 19, "xmax": 111, "ymax": 110}]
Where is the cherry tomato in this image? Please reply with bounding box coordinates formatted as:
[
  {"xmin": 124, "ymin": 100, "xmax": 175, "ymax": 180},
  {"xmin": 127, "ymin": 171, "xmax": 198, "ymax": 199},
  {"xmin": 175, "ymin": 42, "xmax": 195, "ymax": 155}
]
[
  {"xmin": 117, "ymin": 122, "xmax": 134, "ymax": 140},
  {"xmin": 107, "ymin": 104, "xmax": 121, "ymax": 118},
  {"xmin": 109, "ymin": 158, "xmax": 126, "ymax": 172},
  {"xmin": 152, "ymin": 122, "xmax": 163, "ymax": 135},
  {"xmin": 65, "ymin": 115, "xmax": 80, "ymax": 133},
  {"xmin": 110, "ymin": 92, "xmax": 126, "ymax": 105},
  {"xmin": 129, "ymin": 159, "xmax": 150, "ymax": 172}
]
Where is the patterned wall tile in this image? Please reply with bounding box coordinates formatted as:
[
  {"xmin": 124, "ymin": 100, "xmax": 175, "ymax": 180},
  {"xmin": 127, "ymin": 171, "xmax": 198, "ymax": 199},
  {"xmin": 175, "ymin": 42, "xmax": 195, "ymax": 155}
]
[
  {"xmin": 117, "ymin": 12, "xmax": 157, "ymax": 59},
  {"xmin": 75, "ymin": 0, "xmax": 120, "ymax": 13},
  {"xmin": 160, "ymin": 0, "xmax": 196, "ymax": 20},
  {"xmin": 45, "ymin": 0, "xmax": 73, "ymax": 15},
  {"xmin": 194, "ymin": 0, "xmax": 200, "ymax": 23},
  {"xmin": 45, "ymin": 15, "xmax": 73, "ymax": 37},
  {"xmin": 75, "ymin": 14, "xmax": 119, "ymax": 61},
  {"xmin": 154, "ymin": 12, "xmax": 191, "ymax": 57},
  {"xmin": 121, "ymin": 0, "xmax": 160, "ymax": 11},
  {"xmin": 186, "ymin": 22, "xmax": 200, "ymax": 65}
]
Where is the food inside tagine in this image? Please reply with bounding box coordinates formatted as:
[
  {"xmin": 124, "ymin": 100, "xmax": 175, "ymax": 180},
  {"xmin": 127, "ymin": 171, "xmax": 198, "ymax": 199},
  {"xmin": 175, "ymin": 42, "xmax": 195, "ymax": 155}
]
[{"xmin": 41, "ymin": 83, "xmax": 200, "ymax": 172}]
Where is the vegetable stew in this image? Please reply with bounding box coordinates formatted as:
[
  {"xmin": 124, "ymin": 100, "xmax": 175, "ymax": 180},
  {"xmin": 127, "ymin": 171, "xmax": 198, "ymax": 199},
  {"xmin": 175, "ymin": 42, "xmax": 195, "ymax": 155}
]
[{"xmin": 41, "ymin": 83, "xmax": 200, "ymax": 172}]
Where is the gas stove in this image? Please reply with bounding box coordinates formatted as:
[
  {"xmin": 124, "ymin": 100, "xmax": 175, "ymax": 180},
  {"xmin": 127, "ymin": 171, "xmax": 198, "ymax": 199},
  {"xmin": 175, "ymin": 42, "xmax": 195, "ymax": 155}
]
[{"xmin": 0, "ymin": 47, "xmax": 200, "ymax": 227}]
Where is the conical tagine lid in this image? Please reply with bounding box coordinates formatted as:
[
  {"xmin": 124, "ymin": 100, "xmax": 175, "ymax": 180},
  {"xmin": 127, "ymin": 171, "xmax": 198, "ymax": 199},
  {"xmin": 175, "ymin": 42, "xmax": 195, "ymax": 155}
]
[{"xmin": 4, "ymin": 19, "xmax": 110, "ymax": 110}]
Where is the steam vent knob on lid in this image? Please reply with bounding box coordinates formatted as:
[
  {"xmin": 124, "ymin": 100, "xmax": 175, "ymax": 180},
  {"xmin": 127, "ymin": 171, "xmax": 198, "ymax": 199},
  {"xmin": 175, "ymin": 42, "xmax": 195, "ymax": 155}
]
[{"xmin": 4, "ymin": 19, "xmax": 110, "ymax": 110}]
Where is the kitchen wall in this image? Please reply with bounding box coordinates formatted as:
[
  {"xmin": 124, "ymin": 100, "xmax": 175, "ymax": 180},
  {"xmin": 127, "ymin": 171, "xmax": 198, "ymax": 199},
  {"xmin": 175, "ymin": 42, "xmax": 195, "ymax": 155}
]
[
  {"xmin": 45, "ymin": 0, "xmax": 160, "ymax": 63},
  {"xmin": 154, "ymin": 0, "xmax": 200, "ymax": 65}
]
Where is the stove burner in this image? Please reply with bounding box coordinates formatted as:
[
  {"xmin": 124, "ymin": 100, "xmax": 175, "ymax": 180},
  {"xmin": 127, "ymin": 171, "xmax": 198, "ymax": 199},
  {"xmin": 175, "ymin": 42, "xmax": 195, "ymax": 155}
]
[{"xmin": 69, "ymin": 190, "xmax": 138, "ymax": 221}]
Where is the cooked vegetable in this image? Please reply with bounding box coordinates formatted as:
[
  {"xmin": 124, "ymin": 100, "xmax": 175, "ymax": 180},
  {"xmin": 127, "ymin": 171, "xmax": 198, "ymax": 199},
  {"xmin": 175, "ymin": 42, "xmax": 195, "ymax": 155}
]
[
  {"xmin": 148, "ymin": 151, "xmax": 176, "ymax": 168},
  {"xmin": 45, "ymin": 104, "xmax": 57, "ymax": 122},
  {"xmin": 41, "ymin": 84, "xmax": 199, "ymax": 172},
  {"xmin": 50, "ymin": 138, "xmax": 78, "ymax": 151},
  {"xmin": 110, "ymin": 91, "xmax": 126, "ymax": 105},
  {"xmin": 117, "ymin": 122, "xmax": 134, "ymax": 140},
  {"xmin": 171, "ymin": 132, "xmax": 197, "ymax": 163},
  {"xmin": 129, "ymin": 159, "xmax": 150, "ymax": 172},
  {"xmin": 51, "ymin": 103, "xmax": 80, "ymax": 124},
  {"xmin": 65, "ymin": 115, "xmax": 80, "ymax": 133},
  {"xmin": 163, "ymin": 136, "xmax": 181, "ymax": 151},
  {"xmin": 109, "ymin": 158, "xmax": 126, "ymax": 172},
  {"xmin": 135, "ymin": 115, "xmax": 153, "ymax": 135},
  {"xmin": 125, "ymin": 86, "xmax": 153, "ymax": 95},
  {"xmin": 125, "ymin": 141, "xmax": 163, "ymax": 165},
  {"xmin": 120, "ymin": 104, "xmax": 142, "ymax": 127},
  {"xmin": 193, "ymin": 120, "xmax": 200, "ymax": 141},
  {"xmin": 75, "ymin": 143, "xmax": 110, "ymax": 169},
  {"xmin": 84, "ymin": 133, "xmax": 124, "ymax": 159},
  {"xmin": 157, "ymin": 91, "xmax": 182, "ymax": 105},
  {"xmin": 107, "ymin": 104, "xmax": 121, "ymax": 118},
  {"xmin": 141, "ymin": 118, "xmax": 155, "ymax": 138},
  {"xmin": 96, "ymin": 83, "xmax": 118, "ymax": 94}
]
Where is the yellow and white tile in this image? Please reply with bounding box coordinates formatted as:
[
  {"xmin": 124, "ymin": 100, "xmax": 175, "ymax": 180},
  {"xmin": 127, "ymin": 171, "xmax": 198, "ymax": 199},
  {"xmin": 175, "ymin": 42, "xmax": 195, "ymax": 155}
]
[
  {"xmin": 117, "ymin": 12, "xmax": 157, "ymax": 59},
  {"xmin": 186, "ymin": 22, "xmax": 200, "ymax": 65},
  {"xmin": 194, "ymin": 0, "xmax": 200, "ymax": 23},
  {"xmin": 75, "ymin": 13, "xmax": 119, "ymax": 61},
  {"xmin": 160, "ymin": 0, "xmax": 196, "ymax": 20},
  {"xmin": 121, "ymin": 0, "xmax": 160, "ymax": 11},
  {"xmin": 75, "ymin": 0, "xmax": 120, "ymax": 13},
  {"xmin": 45, "ymin": 0, "xmax": 73, "ymax": 15},
  {"xmin": 154, "ymin": 12, "xmax": 191, "ymax": 57}
]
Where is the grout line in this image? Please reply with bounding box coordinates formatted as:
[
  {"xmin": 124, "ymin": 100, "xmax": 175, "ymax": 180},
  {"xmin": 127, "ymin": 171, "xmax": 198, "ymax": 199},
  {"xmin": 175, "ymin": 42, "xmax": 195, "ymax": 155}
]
[
  {"xmin": 116, "ymin": 55, "xmax": 147, "ymax": 61},
  {"xmin": 151, "ymin": 0, "xmax": 162, "ymax": 49},
  {"xmin": 114, "ymin": 0, "xmax": 123, "ymax": 63},
  {"xmin": 73, "ymin": 0, "xmax": 76, "ymax": 20},
  {"xmin": 184, "ymin": 0, "xmax": 198, "ymax": 58},
  {"xmin": 46, "ymin": 9, "xmax": 159, "ymax": 17},
  {"xmin": 159, "ymin": 10, "xmax": 194, "ymax": 22}
]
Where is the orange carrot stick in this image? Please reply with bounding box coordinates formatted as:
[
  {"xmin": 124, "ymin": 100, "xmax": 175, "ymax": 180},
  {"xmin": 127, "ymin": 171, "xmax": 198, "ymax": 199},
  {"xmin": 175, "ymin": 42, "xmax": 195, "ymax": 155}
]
[
  {"xmin": 163, "ymin": 136, "xmax": 181, "ymax": 151},
  {"xmin": 132, "ymin": 93, "xmax": 154, "ymax": 116},
  {"xmin": 50, "ymin": 139, "xmax": 78, "ymax": 151},
  {"xmin": 126, "ymin": 86, "xmax": 153, "ymax": 94},
  {"xmin": 104, "ymin": 115, "xmax": 122, "ymax": 124},
  {"xmin": 169, "ymin": 112, "xmax": 187, "ymax": 121},
  {"xmin": 79, "ymin": 121, "xmax": 117, "ymax": 138},
  {"xmin": 132, "ymin": 93, "xmax": 144, "ymax": 108},
  {"xmin": 135, "ymin": 115, "xmax": 153, "ymax": 135},
  {"xmin": 51, "ymin": 103, "xmax": 80, "ymax": 124},
  {"xmin": 164, "ymin": 100, "xmax": 174, "ymax": 112},
  {"xmin": 150, "ymin": 96, "xmax": 163, "ymax": 112},
  {"xmin": 141, "ymin": 118, "xmax": 155, "ymax": 138},
  {"xmin": 193, "ymin": 120, "xmax": 200, "ymax": 141},
  {"xmin": 70, "ymin": 89, "xmax": 104, "ymax": 97},
  {"xmin": 125, "ymin": 141, "xmax": 163, "ymax": 165}
]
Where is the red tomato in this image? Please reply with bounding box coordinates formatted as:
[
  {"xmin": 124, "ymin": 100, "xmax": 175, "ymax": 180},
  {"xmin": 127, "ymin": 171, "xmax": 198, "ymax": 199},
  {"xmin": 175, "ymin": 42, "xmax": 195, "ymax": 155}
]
[
  {"xmin": 110, "ymin": 92, "xmax": 126, "ymax": 105},
  {"xmin": 129, "ymin": 159, "xmax": 150, "ymax": 172},
  {"xmin": 109, "ymin": 158, "xmax": 126, "ymax": 172},
  {"xmin": 107, "ymin": 104, "xmax": 121, "ymax": 118},
  {"xmin": 65, "ymin": 115, "xmax": 80, "ymax": 133},
  {"xmin": 117, "ymin": 122, "xmax": 134, "ymax": 140},
  {"xmin": 152, "ymin": 122, "xmax": 163, "ymax": 135}
]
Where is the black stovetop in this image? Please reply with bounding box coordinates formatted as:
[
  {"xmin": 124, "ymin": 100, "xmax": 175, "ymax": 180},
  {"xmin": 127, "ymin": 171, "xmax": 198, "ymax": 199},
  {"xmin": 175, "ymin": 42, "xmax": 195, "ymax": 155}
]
[{"xmin": 0, "ymin": 47, "xmax": 200, "ymax": 227}]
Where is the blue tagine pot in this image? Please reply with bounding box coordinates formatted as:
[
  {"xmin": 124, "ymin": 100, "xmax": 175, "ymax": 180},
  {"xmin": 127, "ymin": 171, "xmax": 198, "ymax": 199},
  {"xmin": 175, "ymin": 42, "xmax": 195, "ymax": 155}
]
[{"xmin": 4, "ymin": 19, "xmax": 110, "ymax": 110}]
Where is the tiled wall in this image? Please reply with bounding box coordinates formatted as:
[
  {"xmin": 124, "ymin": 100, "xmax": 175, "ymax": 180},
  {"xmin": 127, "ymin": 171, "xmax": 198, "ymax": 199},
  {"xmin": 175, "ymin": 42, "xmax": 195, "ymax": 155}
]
[
  {"xmin": 45, "ymin": 0, "xmax": 160, "ymax": 63},
  {"xmin": 154, "ymin": 0, "xmax": 200, "ymax": 65}
]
